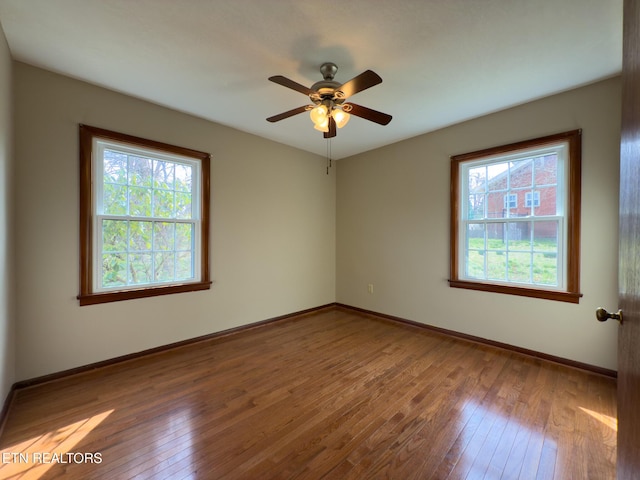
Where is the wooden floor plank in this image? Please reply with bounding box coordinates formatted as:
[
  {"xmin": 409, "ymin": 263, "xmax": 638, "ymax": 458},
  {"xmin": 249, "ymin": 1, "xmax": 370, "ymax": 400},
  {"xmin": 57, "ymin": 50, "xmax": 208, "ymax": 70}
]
[{"xmin": 0, "ymin": 308, "xmax": 616, "ymax": 479}]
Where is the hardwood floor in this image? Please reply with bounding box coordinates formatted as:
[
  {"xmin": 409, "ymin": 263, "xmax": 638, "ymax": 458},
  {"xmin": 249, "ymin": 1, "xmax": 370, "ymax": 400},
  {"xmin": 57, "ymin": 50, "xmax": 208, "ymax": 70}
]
[{"xmin": 0, "ymin": 308, "xmax": 616, "ymax": 479}]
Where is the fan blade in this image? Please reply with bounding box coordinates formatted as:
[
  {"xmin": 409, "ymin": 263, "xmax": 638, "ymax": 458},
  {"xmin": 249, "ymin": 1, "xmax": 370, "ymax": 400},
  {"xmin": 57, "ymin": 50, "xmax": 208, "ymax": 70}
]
[
  {"xmin": 266, "ymin": 105, "xmax": 309, "ymax": 123},
  {"xmin": 268, "ymin": 75, "xmax": 315, "ymax": 96},
  {"xmin": 324, "ymin": 116, "xmax": 337, "ymax": 138},
  {"xmin": 336, "ymin": 70, "xmax": 382, "ymax": 99},
  {"xmin": 345, "ymin": 103, "xmax": 392, "ymax": 125}
]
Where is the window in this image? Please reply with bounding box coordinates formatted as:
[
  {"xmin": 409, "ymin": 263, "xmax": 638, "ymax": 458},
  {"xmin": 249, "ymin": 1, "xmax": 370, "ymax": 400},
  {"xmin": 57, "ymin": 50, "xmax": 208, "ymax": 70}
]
[
  {"xmin": 503, "ymin": 194, "xmax": 517, "ymax": 209},
  {"xmin": 449, "ymin": 130, "xmax": 582, "ymax": 303},
  {"xmin": 79, "ymin": 125, "xmax": 211, "ymax": 305},
  {"xmin": 525, "ymin": 191, "xmax": 541, "ymax": 208}
]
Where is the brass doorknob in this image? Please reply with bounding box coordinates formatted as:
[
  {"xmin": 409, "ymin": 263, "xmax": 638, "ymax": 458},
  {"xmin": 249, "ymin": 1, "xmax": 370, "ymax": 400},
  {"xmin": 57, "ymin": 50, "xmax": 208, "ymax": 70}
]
[{"xmin": 596, "ymin": 307, "xmax": 623, "ymax": 324}]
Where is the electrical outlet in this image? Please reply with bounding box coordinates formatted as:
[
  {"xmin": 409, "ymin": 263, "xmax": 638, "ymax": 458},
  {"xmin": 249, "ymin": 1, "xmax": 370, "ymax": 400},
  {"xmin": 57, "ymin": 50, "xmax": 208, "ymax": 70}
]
[{"xmin": 368, "ymin": 284, "xmax": 374, "ymax": 294}]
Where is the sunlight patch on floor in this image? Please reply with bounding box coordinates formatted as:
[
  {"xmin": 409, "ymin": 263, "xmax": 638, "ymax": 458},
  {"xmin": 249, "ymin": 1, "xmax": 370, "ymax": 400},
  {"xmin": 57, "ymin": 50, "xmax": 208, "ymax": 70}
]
[
  {"xmin": 0, "ymin": 409, "xmax": 113, "ymax": 480},
  {"xmin": 579, "ymin": 406, "xmax": 618, "ymax": 432}
]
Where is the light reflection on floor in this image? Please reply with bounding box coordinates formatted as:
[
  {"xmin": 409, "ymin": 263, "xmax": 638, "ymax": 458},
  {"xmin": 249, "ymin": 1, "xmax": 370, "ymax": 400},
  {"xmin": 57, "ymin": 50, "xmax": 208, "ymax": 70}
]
[
  {"xmin": 0, "ymin": 391, "xmax": 617, "ymax": 478},
  {"xmin": 453, "ymin": 400, "xmax": 556, "ymax": 479},
  {"xmin": 146, "ymin": 406, "xmax": 195, "ymax": 478},
  {"xmin": 450, "ymin": 400, "xmax": 617, "ymax": 479}
]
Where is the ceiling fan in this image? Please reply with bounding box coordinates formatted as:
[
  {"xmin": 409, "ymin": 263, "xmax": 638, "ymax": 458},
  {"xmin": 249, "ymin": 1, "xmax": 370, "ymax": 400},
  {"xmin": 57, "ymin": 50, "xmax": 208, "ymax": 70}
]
[{"xmin": 266, "ymin": 62, "xmax": 392, "ymax": 138}]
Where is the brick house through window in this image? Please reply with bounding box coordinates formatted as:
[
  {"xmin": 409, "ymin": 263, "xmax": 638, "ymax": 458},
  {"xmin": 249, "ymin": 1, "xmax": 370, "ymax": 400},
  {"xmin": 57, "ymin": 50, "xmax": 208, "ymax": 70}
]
[{"xmin": 471, "ymin": 153, "xmax": 558, "ymax": 242}]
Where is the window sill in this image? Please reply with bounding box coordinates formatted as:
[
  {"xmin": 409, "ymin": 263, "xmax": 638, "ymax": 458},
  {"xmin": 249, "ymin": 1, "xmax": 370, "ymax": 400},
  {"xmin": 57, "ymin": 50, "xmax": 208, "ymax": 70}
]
[
  {"xmin": 78, "ymin": 281, "xmax": 212, "ymax": 306},
  {"xmin": 448, "ymin": 279, "xmax": 582, "ymax": 303}
]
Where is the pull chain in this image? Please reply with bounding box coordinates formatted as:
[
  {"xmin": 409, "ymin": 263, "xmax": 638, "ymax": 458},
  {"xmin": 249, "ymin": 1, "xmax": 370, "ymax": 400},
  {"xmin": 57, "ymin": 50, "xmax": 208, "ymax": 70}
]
[{"xmin": 326, "ymin": 138, "xmax": 332, "ymax": 174}]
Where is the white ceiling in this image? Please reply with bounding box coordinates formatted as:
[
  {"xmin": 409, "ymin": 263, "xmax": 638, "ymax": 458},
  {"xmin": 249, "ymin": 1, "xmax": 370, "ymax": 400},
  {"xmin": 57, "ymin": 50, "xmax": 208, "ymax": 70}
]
[{"xmin": 0, "ymin": 0, "xmax": 623, "ymax": 159}]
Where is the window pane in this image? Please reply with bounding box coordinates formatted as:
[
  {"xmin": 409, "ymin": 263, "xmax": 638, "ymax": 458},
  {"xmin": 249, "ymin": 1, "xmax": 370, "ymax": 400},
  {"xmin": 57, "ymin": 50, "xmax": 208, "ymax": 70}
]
[
  {"xmin": 102, "ymin": 220, "xmax": 127, "ymax": 252},
  {"xmin": 508, "ymin": 252, "xmax": 531, "ymax": 283},
  {"xmin": 154, "ymin": 189, "xmax": 175, "ymax": 218},
  {"xmin": 154, "ymin": 222, "xmax": 175, "ymax": 251},
  {"xmin": 534, "ymin": 186, "xmax": 557, "ymax": 216},
  {"xmin": 175, "ymin": 164, "xmax": 192, "ymax": 192},
  {"xmin": 510, "ymin": 158, "xmax": 533, "ymax": 188},
  {"xmin": 468, "ymin": 166, "xmax": 486, "ymax": 193},
  {"xmin": 532, "ymin": 221, "xmax": 559, "ymax": 286},
  {"xmin": 129, "ymin": 187, "xmax": 152, "ymax": 217},
  {"xmin": 466, "ymin": 223, "xmax": 485, "ymax": 249},
  {"xmin": 487, "ymin": 162, "xmax": 508, "ymax": 191},
  {"xmin": 154, "ymin": 160, "xmax": 175, "ymax": 190},
  {"xmin": 129, "ymin": 156, "xmax": 152, "ymax": 187},
  {"xmin": 155, "ymin": 252, "xmax": 175, "ymax": 282},
  {"xmin": 533, "ymin": 221, "xmax": 558, "ymax": 252},
  {"xmin": 506, "ymin": 222, "xmax": 531, "ymax": 247},
  {"xmin": 175, "ymin": 192, "xmax": 192, "ymax": 219},
  {"xmin": 176, "ymin": 251, "xmax": 193, "ymax": 280},
  {"xmin": 534, "ymin": 154, "xmax": 557, "ymax": 186},
  {"xmin": 103, "ymin": 150, "xmax": 127, "ymax": 184},
  {"xmin": 487, "ymin": 251, "xmax": 507, "ymax": 281},
  {"xmin": 102, "ymin": 253, "xmax": 127, "ymax": 287},
  {"xmin": 466, "ymin": 223, "xmax": 485, "ymax": 279},
  {"xmin": 176, "ymin": 223, "xmax": 193, "ymax": 251},
  {"xmin": 128, "ymin": 253, "xmax": 153, "ymax": 284},
  {"xmin": 103, "ymin": 184, "xmax": 127, "ymax": 215},
  {"xmin": 129, "ymin": 221, "xmax": 152, "ymax": 251},
  {"xmin": 533, "ymin": 252, "xmax": 557, "ymax": 285},
  {"xmin": 487, "ymin": 191, "xmax": 505, "ymax": 218},
  {"xmin": 466, "ymin": 250, "xmax": 485, "ymax": 279},
  {"xmin": 486, "ymin": 225, "xmax": 506, "ymax": 250}
]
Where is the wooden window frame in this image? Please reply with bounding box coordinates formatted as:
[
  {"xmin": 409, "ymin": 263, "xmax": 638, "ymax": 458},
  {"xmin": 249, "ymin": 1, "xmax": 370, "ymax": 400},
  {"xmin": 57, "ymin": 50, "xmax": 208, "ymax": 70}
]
[
  {"xmin": 78, "ymin": 125, "xmax": 212, "ymax": 306},
  {"xmin": 449, "ymin": 130, "xmax": 582, "ymax": 303}
]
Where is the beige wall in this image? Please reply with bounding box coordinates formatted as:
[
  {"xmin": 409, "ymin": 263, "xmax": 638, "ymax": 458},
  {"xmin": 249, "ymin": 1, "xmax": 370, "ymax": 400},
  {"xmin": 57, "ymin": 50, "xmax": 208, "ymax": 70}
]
[
  {"xmin": 0, "ymin": 25, "xmax": 14, "ymax": 402},
  {"xmin": 10, "ymin": 61, "xmax": 621, "ymax": 381},
  {"xmin": 13, "ymin": 63, "xmax": 336, "ymax": 380},
  {"xmin": 337, "ymin": 77, "xmax": 621, "ymax": 370}
]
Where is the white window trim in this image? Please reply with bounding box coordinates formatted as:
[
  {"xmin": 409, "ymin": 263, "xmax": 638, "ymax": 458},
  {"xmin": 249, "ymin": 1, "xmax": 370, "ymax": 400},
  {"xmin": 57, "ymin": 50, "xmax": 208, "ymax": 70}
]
[{"xmin": 458, "ymin": 143, "xmax": 569, "ymax": 291}]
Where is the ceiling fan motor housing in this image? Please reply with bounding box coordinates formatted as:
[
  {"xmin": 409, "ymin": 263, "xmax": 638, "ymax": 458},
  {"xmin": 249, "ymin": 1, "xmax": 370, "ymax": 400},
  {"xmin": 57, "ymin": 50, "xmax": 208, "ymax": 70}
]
[{"xmin": 310, "ymin": 62, "xmax": 345, "ymax": 105}]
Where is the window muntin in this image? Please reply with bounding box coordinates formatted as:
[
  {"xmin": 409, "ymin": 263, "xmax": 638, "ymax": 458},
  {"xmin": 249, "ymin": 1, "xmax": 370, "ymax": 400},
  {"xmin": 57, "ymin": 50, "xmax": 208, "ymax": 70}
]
[
  {"xmin": 79, "ymin": 125, "xmax": 211, "ymax": 305},
  {"xmin": 450, "ymin": 130, "xmax": 581, "ymax": 303}
]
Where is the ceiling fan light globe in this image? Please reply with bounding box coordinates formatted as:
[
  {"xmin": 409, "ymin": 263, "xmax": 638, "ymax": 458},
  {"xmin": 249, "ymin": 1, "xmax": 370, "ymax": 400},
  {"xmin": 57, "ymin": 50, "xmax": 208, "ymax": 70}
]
[
  {"xmin": 333, "ymin": 109, "xmax": 350, "ymax": 129},
  {"xmin": 310, "ymin": 105, "xmax": 328, "ymax": 125},
  {"xmin": 314, "ymin": 118, "xmax": 330, "ymax": 132}
]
